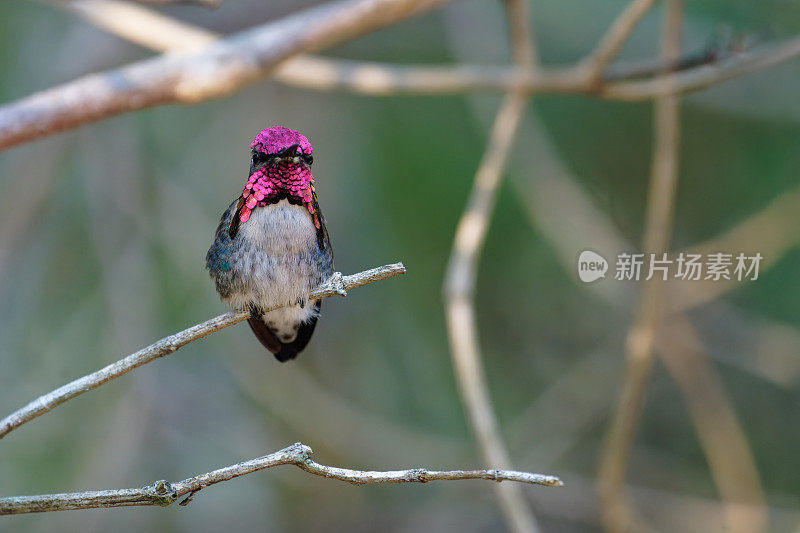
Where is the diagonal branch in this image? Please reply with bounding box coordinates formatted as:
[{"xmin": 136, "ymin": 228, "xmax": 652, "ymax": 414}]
[
  {"xmin": 657, "ymin": 316, "xmax": 766, "ymax": 533},
  {"xmin": 443, "ymin": 1, "xmax": 537, "ymax": 532},
  {"xmin": 598, "ymin": 2, "xmax": 683, "ymax": 531},
  {"xmin": 580, "ymin": 0, "xmax": 659, "ymax": 81},
  {"xmin": 0, "ymin": 263, "xmax": 406, "ymax": 440},
  {"xmin": 51, "ymin": 0, "xmax": 219, "ymax": 51},
  {"xmin": 0, "ymin": 442, "xmax": 563, "ymax": 515},
  {"xmin": 121, "ymin": 0, "xmax": 221, "ymax": 6},
  {"xmin": 48, "ymin": 0, "xmax": 222, "ymax": 7},
  {"xmin": 0, "ymin": 0, "xmax": 457, "ymax": 150}
]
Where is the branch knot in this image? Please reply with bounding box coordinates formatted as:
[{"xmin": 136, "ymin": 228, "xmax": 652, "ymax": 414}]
[
  {"xmin": 330, "ymin": 272, "xmax": 348, "ymax": 297},
  {"xmin": 145, "ymin": 480, "xmax": 178, "ymax": 506},
  {"xmin": 408, "ymin": 468, "xmax": 430, "ymax": 483},
  {"xmin": 286, "ymin": 442, "xmax": 314, "ymax": 463}
]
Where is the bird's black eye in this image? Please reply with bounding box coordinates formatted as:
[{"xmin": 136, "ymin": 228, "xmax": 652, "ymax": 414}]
[
  {"xmin": 305, "ymin": 155, "xmax": 314, "ymax": 165},
  {"xmin": 252, "ymin": 151, "xmax": 265, "ymax": 165}
]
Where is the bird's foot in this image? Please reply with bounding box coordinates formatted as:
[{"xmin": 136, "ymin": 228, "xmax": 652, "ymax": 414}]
[{"xmin": 330, "ymin": 272, "xmax": 347, "ymax": 297}]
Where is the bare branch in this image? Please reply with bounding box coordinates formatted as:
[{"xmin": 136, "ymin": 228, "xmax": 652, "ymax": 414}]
[
  {"xmin": 598, "ymin": 3, "xmax": 683, "ymax": 531},
  {"xmin": 580, "ymin": 0, "xmax": 659, "ymax": 81},
  {"xmin": 0, "ymin": 0, "xmax": 457, "ymax": 150},
  {"xmin": 667, "ymin": 186, "xmax": 800, "ymax": 312},
  {"xmin": 657, "ymin": 317, "xmax": 767, "ymax": 533},
  {"xmin": 505, "ymin": 0, "xmax": 538, "ymax": 69},
  {"xmin": 56, "ymin": 0, "xmax": 219, "ymax": 51},
  {"xmin": 50, "ymin": 0, "xmax": 800, "ymax": 98},
  {"xmin": 48, "ymin": 0, "xmax": 221, "ymax": 7},
  {"xmin": 6, "ymin": 0, "xmax": 799, "ymax": 155},
  {"xmin": 0, "ymin": 263, "xmax": 406, "ymax": 440},
  {"xmin": 443, "ymin": 1, "xmax": 538, "ymax": 532},
  {"xmin": 125, "ymin": 0, "xmax": 221, "ymax": 7},
  {"xmin": 279, "ymin": 37, "xmax": 800, "ymax": 98},
  {"xmin": 603, "ymin": 35, "xmax": 800, "ymax": 99},
  {"xmin": 0, "ymin": 442, "xmax": 563, "ymax": 515}
]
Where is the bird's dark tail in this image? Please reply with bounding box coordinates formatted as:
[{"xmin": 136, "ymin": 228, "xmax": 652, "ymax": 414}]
[{"xmin": 247, "ymin": 301, "xmax": 321, "ymax": 362}]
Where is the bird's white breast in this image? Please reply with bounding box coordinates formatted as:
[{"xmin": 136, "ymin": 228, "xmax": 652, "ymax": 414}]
[
  {"xmin": 239, "ymin": 199, "xmax": 318, "ymax": 255},
  {"xmin": 225, "ymin": 199, "xmax": 320, "ymax": 326}
]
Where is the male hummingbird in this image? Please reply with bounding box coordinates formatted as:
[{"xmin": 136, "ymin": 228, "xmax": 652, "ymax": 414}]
[{"xmin": 206, "ymin": 127, "xmax": 333, "ymax": 362}]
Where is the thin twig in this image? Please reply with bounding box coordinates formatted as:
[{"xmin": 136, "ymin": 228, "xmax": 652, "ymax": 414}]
[
  {"xmin": 48, "ymin": 0, "xmax": 221, "ymax": 7},
  {"xmin": 602, "ymin": 45, "xmax": 724, "ymax": 81},
  {"xmin": 598, "ymin": 3, "xmax": 683, "ymax": 531},
  {"xmin": 126, "ymin": 0, "xmax": 221, "ymax": 7},
  {"xmin": 580, "ymin": 0, "xmax": 659, "ymax": 81},
  {"xmin": 53, "ymin": 0, "xmax": 219, "ymax": 51},
  {"xmin": 279, "ymin": 37, "xmax": 800, "ymax": 99},
  {"xmin": 0, "ymin": 263, "xmax": 406, "ymax": 440},
  {"xmin": 443, "ymin": 1, "xmax": 537, "ymax": 532},
  {"xmin": 667, "ymin": 186, "xmax": 800, "ymax": 312},
  {"xmin": 657, "ymin": 316, "xmax": 767, "ymax": 533},
  {"xmin": 0, "ymin": 442, "xmax": 563, "ymax": 515},
  {"xmin": 505, "ymin": 0, "xmax": 538, "ymax": 69},
  {"xmin": 603, "ymin": 35, "xmax": 800, "ymax": 99}
]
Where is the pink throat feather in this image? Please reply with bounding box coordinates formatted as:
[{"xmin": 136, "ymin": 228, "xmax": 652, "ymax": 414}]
[{"xmin": 238, "ymin": 162, "xmax": 318, "ymax": 227}]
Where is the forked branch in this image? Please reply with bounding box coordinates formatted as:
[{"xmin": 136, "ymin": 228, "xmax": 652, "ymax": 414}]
[{"xmin": 0, "ymin": 442, "xmax": 563, "ymax": 515}]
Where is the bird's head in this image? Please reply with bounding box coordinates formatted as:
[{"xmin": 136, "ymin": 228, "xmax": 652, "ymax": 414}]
[{"xmin": 235, "ymin": 127, "xmax": 316, "ymax": 226}]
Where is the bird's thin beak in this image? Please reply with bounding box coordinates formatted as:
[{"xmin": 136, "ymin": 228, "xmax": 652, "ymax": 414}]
[{"xmin": 283, "ymin": 144, "xmax": 301, "ymax": 156}]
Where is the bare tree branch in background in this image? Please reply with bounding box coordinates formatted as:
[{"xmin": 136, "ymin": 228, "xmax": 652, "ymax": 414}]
[
  {"xmin": 598, "ymin": 3, "xmax": 685, "ymax": 531},
  {"xmin": 508, "ymin": 122, "xmax": 787, "ymax": 531},
  {"xmin": 509, "ymin": 112, "xmax": 781, "ymax": 531},
  {"xmin": 48, "ymin": 0, "xmax": 222, "ymax": 7},
  {"xmin": 53, "ymin": 0, "xmax": 219, "ymax": 51},
  {"xmin": 125, "ymin": 0, "xmax": 221, "ymax": 7},
  {"xmin": 0, "ymin": 0, "xmax": 460, "ymax": 150},
  {"xmin": 580, "ymin": 0, "xmax": 659, "ymax": 81},
  {"xmin": 657, "ymin": 316, "xmax": 766, "ymax": 533},
  {"xmin": 0, "ymin": 264, "xmax": 406, "ymax": 440},
  {"xmin": 0, "ymin": 442, "xmax": 563, "ymax": 515},
  {"xmin": 57, "ymin": 0, "xmax": 800, "ymax": 99},
  {"xmin": 505, "ymin": 103, "xmax": 775, "ymax": 531},
  {"xmin": 443, "ymin": 1, "xmax": 539, "ymax": 532},
  {"xmin": 593, "ymin": 3, "xmax": 766, "ymax": 531},
  {"xmin": 667, "ymin": 186, "xmax": 800, "ymax": 312},
  {"xmin": 278, "ymin": 36, "xmax": 800, "ymax": 99},
  {"xmin": 4, "ymin": 0, "xmax": 800, "ymax": 153}
]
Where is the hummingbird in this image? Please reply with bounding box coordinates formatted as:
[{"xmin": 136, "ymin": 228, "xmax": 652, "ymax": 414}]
[{"xmin": 206, "ymin": 127, "xmax": 333, "ymax": 362}]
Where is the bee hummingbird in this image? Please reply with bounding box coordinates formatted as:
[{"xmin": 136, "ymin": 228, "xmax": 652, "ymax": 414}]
[{"xmin": 206, "ymin": 127, "xmax": 333, "ymax": 362}]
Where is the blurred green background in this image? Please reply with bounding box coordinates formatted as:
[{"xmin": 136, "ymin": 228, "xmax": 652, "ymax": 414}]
[{"xmin": 1, "ymin": 0, "xmax": 800, "ymax": 531}]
